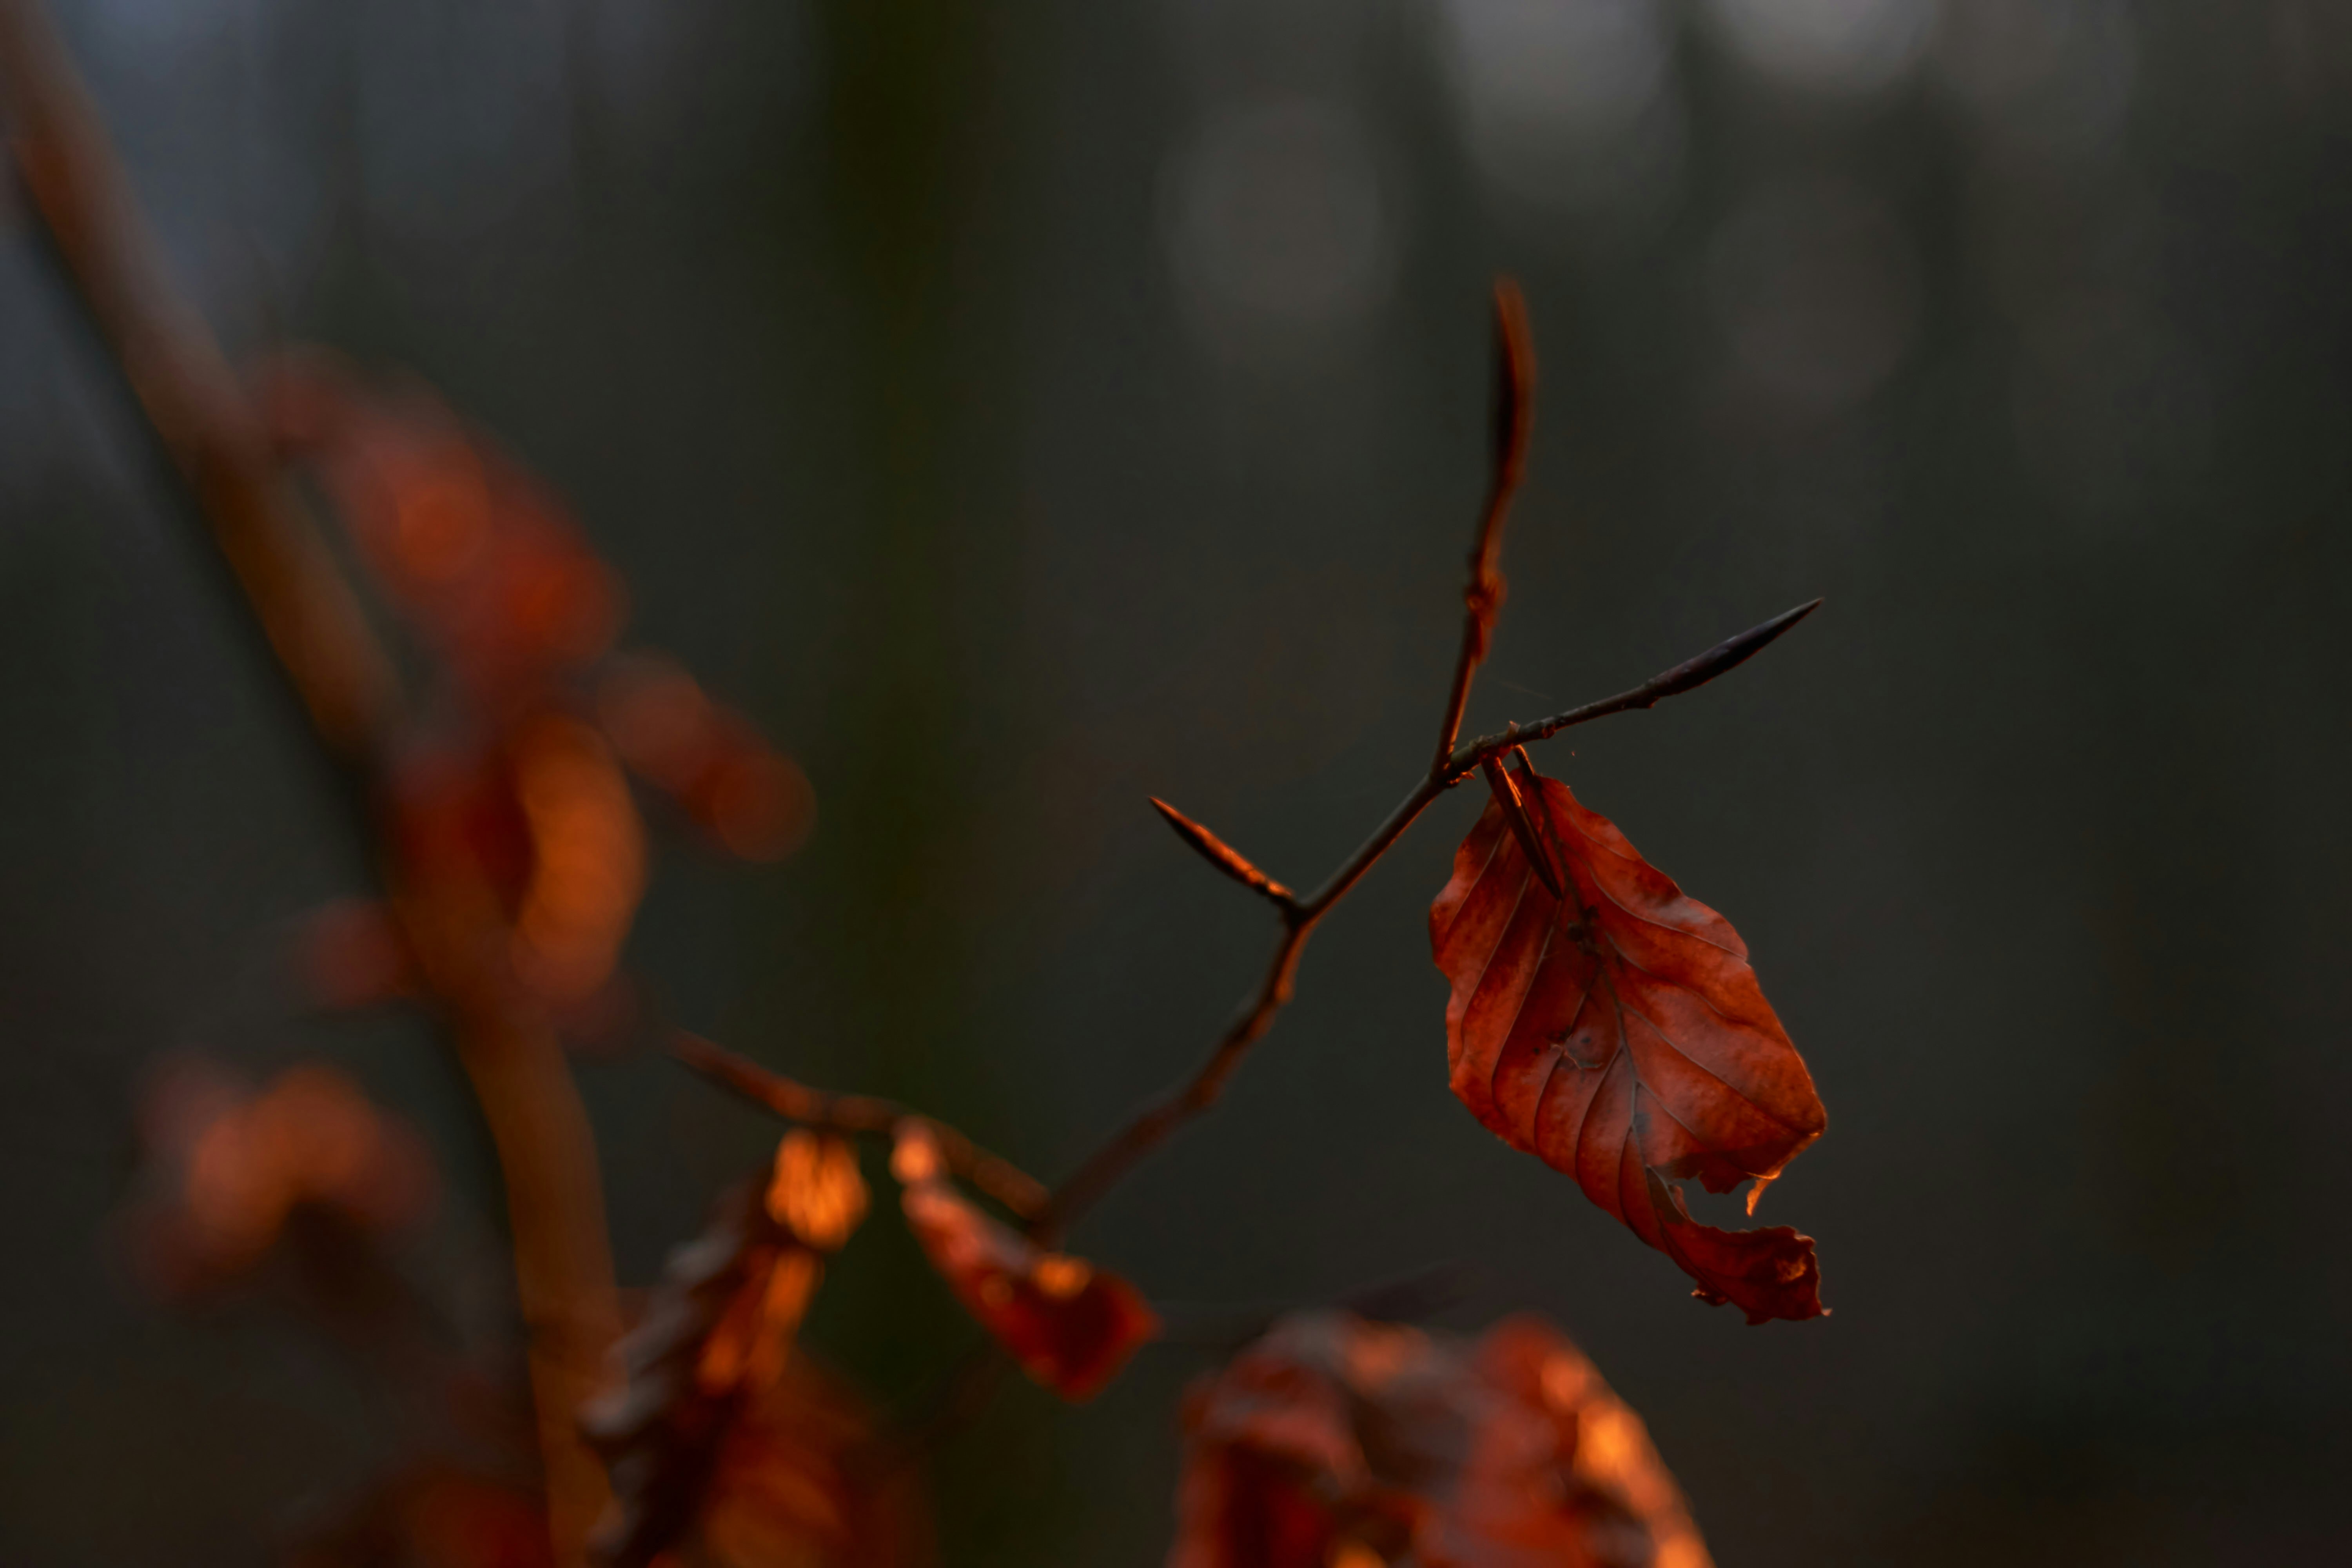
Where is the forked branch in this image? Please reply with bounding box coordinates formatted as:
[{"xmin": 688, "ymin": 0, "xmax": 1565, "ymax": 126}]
[{"xmin": 1036, "ymin": 294, "xmax": 1819, "ymax": 1249}]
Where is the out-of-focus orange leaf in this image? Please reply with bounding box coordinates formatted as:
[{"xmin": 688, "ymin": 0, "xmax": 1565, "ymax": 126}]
[
  {"xmin": 124, "ymin": 1058, "xmax": 437, "ymax": 1296},
  {"xmin": 693, "ymin": 1355, "xmax": 932, "ymax": 1568},
  {"xmin": 289, "ymin": 1462, "xmax": 553, "ymax": 1568},
  {"xmin": 267, "ymin": 356, "xmax": 809, "ymax": 1054},
  {"xmin": 377, "ymin": 716, "xmax": 646, "ymax": 1013},
  {"xmin": 1430, "ymin": 762, "xmax": 1828, "ymax": 1324},
  {"xmin": 1172, "ymin": 1311, "xmax": 1709, "ymax": 1568},
  {"xmin": 597, "ymin": 655, "xmax": 816, "ymax": 862},
  {"xmin": 260, "ymin": 357, "xmax": 623, "ymax": 704},
  {"xmin": 584, "ymin": 1133, "xmax": 870, "ymax": 1568},
  {"xmin": 506, "ymin": 715, "xmax": 647, "ymax": 1005},
  {"xmin": 891, "ymin": 1122, "xmax": 1157, "ymax": 1400}
]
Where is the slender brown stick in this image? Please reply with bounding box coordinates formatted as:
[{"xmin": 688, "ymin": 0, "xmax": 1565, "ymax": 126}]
[
  {"xmin": 1431, "ymin": 277, "xmax": 1536, "ymax": 774},
  {"xmin": 1443, "ymin": 597, "xmax": 1823, "ymax": 782},
  {"xmin": 667, "ymin": 1031, "xmax": 1049, "ymax": 1221},
  {"xmin": 1150, "ymin": 798, "xmax": 1296, "ymax": 912},
  {"xmin": 0, "ymin": 11, "xmax": 619, "ymax": 1561}
]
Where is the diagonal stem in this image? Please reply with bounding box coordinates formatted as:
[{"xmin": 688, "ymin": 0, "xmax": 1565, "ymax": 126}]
[{"xmin": 1443, "ymin": 599, "xmax": 1823, "ymax": 781}]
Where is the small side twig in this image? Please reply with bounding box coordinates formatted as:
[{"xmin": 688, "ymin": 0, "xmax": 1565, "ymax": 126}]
[
  {"xmin": 1443, "ymin": 598, "xmax": 1823, "ymax": 781},
  {"xmin": 666, "ymin": 1032, "xmax": 1049, "ymax": 1223},
  {"xmin": 1149, "ymin": 798, "xmax": 1296, "ymax": 914},
  {"xmin": 1035, "ymin": 283, "xmax": 1533, "ymax": 1247}
]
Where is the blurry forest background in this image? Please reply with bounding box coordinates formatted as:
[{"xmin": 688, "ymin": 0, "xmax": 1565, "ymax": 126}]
[{"xmin": 5, "ymin": 0, "xmax": 2352, "ymax": 1563}]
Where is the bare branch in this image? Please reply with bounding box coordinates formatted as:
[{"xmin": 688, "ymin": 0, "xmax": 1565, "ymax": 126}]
[
  {"xmin": 666, "ymin": 1032, "xmax": 1049, "ymax": 1223},
  {"xmin": 1446, "ymin": 599, "xmax": 1823, "ymax": 779},
  {"xmin": 1149, "ymin": 798, "xmax": 1296, "ymax": 914},
  {"xmin": 1431, "ymin": 276, "xmax": 1537, "ymax": 774},
  {"xmin": 902, "ymin": 294, "xmax": 1820, "ymax": 1453},
  {"xmin": 1033, "ymin": 283, "xmax": 1540, "ymax": 1247},
  {"xmin": 1034, "ymin": 766, "xmax": 1459, "ymax": 1245}
]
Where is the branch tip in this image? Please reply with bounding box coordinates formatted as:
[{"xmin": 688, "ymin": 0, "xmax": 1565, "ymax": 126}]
[
  {"xmin": 1488, "ymin": 276, "xmax": 1535, "ymax": 488},
  {"xmin": 1434, "ymin": 281, "xmax": 1539, "ymax": 772},
  {"xmin": 1447, "ymin": 597, "xmax": 1825, "ymax": 779},
  {"xmin": 1149, "ymin": 797, "xmax": 1295, "ymax": 910},
  {"xmin": 1645, "ymin": 596, "xmax": 1822, "ymax": 701}
]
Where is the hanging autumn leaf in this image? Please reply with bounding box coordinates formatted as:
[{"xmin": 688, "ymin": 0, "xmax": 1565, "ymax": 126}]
[
  {"xmin": 1172, "ymin": 1310, "xmax": 1709, "ymax": 1568},
  {"xmin": 1430, "ymin": 762, "xmax": 1828, "ymax": 1324},
  {"xmin": 694, "ymin": 1356, "xmax": 933, "ymax": 1568},
  {"xmin": 259, "ymin": 355, "xmax": 624, "ymax": 703},
  {"xmin": 598, "ymin": 654, "xmax": 817, "ymax": 862},
  {"xmin": 584, "ymin": 1131, "xmax": 869, "ymax": 1568},
  {"xmin": 264, "ymin": 357, "xmax": 811, "ymax": 1050},
  {"xmin": 892, "ymin": 1122, "xmax": 1158, "ymax": 1400}
]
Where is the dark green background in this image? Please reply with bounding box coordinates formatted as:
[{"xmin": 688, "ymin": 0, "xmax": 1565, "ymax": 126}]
[{"xmin": 4, "ymin": 0, "xmax": 2349, "ymax": 1562}]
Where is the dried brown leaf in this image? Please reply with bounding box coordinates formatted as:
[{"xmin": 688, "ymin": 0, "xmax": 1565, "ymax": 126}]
[
  {"xmin": 583, "ymin": 1133, "xmax": 869, "ymax": 1568},
  {"xmin": 893, "ymin": 1122, "xmax": 1158, "ymax": 1401},
  {"xmin": 1431, "ymin": 766, "xmax": 1828, "ymax": 1323},
  {"xmin": 1172, "ymin": 1311, "xmax": 1708, "ymax": 1568}
]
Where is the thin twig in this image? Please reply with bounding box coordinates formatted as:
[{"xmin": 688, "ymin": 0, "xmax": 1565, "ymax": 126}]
[
  {"xmin": 1149, "ymin": 797, "xmax": 1297, "ymax": 913},
  {"xmin": 1036, "ymin": 281, "xmax": 1534, "ymax": 1246},
  {"xmin": 1035, "ymin": 773, "xmax": 1448, "ymax": 1244},
  {"xmin": 1431, "ymin": 278, "xmax": 1536, "ymax": 775},
  {"xmin": 1442, "ymin": 597, "xmax": 1823, "ymax": 781},
  {"xmin": 666, "ymin": 1031, "xmax": 1049, "ymax": 1222}
]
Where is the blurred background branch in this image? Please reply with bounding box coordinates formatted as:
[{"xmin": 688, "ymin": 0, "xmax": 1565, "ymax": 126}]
[{"xmin": 0, "ymin": 7, "xmax": 621, "ymax": 1559}]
